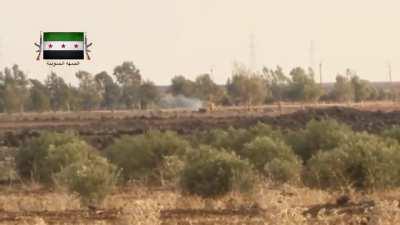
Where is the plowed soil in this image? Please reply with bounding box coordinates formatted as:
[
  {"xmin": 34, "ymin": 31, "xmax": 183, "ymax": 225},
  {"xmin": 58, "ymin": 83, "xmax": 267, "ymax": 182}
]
[{"xmin": 1, "ymin": 104, "xmax": 400, "ymax": 148}]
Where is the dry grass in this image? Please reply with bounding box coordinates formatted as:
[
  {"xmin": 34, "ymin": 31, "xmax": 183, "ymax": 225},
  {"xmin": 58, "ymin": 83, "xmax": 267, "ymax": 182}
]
[
  {"xmin": 0, "ymin": 184, "xmax": 400, "ymax": 225},
  {"xmin": 1, "ymin": 101, "xmax": 399, "ymax": 123}
]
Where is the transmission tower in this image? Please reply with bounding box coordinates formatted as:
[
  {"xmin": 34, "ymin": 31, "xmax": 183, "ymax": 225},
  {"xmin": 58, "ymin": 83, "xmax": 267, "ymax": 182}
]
[
  {"xmin": 249, "ymin": 33, "xmax": 256, "ymax": 72},
  {"xmin": 309, "ymin": 40, "xmax": 315, "ymax": 72}
]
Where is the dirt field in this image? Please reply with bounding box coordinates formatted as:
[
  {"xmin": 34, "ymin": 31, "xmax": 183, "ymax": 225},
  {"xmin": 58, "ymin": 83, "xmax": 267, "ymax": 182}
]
[
  {"xmin": 1, "ymin": 102, "xmax": 400, "ymax": 148},
  {"xmin": 0, "ymin": 185, "xmax": 399, "ymax": 225}
]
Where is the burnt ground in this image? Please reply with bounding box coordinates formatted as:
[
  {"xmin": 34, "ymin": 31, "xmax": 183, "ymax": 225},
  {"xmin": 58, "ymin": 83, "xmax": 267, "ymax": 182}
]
[{"xmin": 0, "ymin": 106, "xmax": 399, "ymax": 148}]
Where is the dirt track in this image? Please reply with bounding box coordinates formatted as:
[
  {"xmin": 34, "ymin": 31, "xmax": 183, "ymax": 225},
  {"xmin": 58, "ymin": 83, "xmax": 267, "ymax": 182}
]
[{"xmin": 1, "ymin": 104, "xmax": 400, "ymax": 148}]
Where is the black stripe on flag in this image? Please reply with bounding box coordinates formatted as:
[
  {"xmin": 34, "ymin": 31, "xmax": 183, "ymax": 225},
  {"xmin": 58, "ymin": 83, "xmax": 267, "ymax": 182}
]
[{"xmin": 43, "ymin": 50, "xmax": 84, "ymax": 60}]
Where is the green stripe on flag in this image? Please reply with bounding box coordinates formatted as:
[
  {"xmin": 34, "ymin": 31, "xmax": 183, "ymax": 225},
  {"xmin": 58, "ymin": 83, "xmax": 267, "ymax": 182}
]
[{"xmin": 43, "ymin": 32, "xmax": 84, "ymax": 41}]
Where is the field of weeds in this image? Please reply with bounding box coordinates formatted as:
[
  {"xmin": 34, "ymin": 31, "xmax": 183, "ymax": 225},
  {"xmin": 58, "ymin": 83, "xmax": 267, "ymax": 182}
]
[
  {"xmin": 0, "ymin": 185, "xmax": 400, "ymax": 225},
  {"xmin": 2, "ymin": 104, "xmax": 400, "ymax": 224}
]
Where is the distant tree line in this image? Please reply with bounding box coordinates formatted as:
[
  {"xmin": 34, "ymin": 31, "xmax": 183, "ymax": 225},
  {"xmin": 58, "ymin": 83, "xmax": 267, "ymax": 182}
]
[
  {"xmin": 171, "ymin": 63, "xmax": 397, "ymax": 106},
  {"xmin": 0, "ymin": 62, "xmax": 396, "ymax": 113},
  {"xmin": 0, "ymin": 62, "xmax": 161, "ymax": 113}
]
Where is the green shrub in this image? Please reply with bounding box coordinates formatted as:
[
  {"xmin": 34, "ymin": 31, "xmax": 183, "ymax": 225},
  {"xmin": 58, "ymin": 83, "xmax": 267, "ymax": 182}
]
[
  {"xmin": 16, "ymin": 132, "xmax": 91, "ymax": 184},
  {"xmin": 160, "ymin": 155, "xmax": 185, "ymax": 185},
  {"xmin": 243, "ymin": 136, "xmax": 301, "ymax": 183},
  {"xmin": 180, "ymin": 146, "xmax": 255, "ymax": 198},
  {"xmin": 191, "ymin": 123, "xmax": 283, "ymax": 156},
  {"xmin": 0, "ymin": 147, "xmax": 17, "ymax": 182},
  {"xmin": 192, "ymin": 127, "xmax": 252, "ymax": 154},
  {"xmin": 381, "ymin": 126, "xmax": 400, "ymax": 143},
  {"xmin": 191, "ymin": 128, "xmax": 230, "ymax": 148},
  {"xmin": 248, "ymin": 122, "xmax": 283, "ymax": 140},
  {"xmin": 105, "ymin": 130, "xmax": 190, "ymax": 184},
  {"xmin": 56, "ymin": 153, "xmax": 119, "ymax": 206},
  {"xmin": 264, "ymin": 158, "xmax": 302, "ymax": 184},
  {"xmin": 286, "ymin": 119, "xmax": 353, "ymax": 161},
  {"xmin": 305, "ymin": 132, "xmax": 400, "ymax": 190}
]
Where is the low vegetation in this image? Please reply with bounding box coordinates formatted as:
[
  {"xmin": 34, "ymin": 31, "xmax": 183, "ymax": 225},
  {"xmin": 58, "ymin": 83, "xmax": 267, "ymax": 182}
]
[
  {"xmin": 306, "ymin": 132, "xmax": 400, "ymax": 190},
  {"xmin": 243, "ymin": 136, "xmax": 301, "ymax": 183},
  {"xmin": 9, "ymin": 117, "xmax": 400, "ymax": 211},
  {"xmin": 56, "ymin": 153, "xmax": 119, "ymax": 206},
  {"xmin": 15, "ymin": 132, "xmax": 118, "ymax": 205},
  {"xmin": 180, "ymin": 146, "xmax": 256, "ymax": 198},
  {"xmin": 286, "ymin": 119, "xmax": 353, "ymax": 161},
  {"xmin": 16, "ymin": 132, "xmax": 90, "ymax": 184},
  {"xmin": 105, "ymin": 130, "xmax": 190, "ymax": 184}
]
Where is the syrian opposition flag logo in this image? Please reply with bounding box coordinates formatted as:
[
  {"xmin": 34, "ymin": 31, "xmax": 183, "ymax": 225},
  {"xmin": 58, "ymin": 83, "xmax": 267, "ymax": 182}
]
[{"xmin": 35, "ymin": 32, "xmax": 92, "ymax": 60}]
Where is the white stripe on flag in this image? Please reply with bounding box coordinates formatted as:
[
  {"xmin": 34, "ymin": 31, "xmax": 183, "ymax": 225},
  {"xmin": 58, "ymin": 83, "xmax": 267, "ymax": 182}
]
[{"xmin": 43, "ymin": 41, "xmax": 84, "ymax": 51}]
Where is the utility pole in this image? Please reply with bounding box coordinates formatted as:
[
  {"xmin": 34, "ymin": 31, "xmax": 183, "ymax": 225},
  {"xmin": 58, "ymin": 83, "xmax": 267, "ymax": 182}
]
[
  {"xmin": 388, "ymin": 62, "xmax": 396, "ymax": 102},
  {"xmin": 210, "ymin": 65, "xmax": 216, "ymax": 80},
  {"xmin": 346, "ymin": 68, "xmax": 351, "ymax": 80}
]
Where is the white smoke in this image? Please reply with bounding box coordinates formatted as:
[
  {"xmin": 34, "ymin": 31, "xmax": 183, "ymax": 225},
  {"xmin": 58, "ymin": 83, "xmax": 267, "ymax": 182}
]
[{"xmin": 159, "ymin": 94, "xmax": 203, "ymax": 110}]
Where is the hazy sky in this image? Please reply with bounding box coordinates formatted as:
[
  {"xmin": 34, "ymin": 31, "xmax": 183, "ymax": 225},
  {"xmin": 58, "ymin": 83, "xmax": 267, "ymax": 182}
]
[{"xmin": 1, "ymin": 0, "xmax": 400, "ymax": 85}]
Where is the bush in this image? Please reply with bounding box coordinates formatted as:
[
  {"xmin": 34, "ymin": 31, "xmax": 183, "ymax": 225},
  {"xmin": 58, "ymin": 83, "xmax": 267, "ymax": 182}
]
[
  {"xmin": 56, "ymin": 153, "xmax": 119, "ymax": 206},
  {"xmin": 180, "ymin": 146, "xmax": 256, "ymax": 198},
  {"xmin": 286, "ymin": 119, "xmax": 352, "ymax": 161},
  {"xmin": 191, "ymin": 127, "xmax": 251, "ymax": 154},
  {"xmin": 191, "ymin": 128, "xmax": 230, "ymax": 148},
  {"xmin": 16, "ymin": 132, "xmax": 91, "ymax": 184},
  {"xmin": 105, "ymin": 130, "xmax": 190, "ymax": 184},
  {"xmin": 305, "ymin": 132, "xmax": 400, "ymax": 190},
  {"xmin": 264, "ymin": 158, "xmax": 302, "ymax": 184},
  {"xmin": 0, "ymin": 147, "xmax": 17, "ymax": 182},
  {"xmin": 191, "ymin": 123, "xmax": 283, "ymax": 156},
  {"xmin": 161, "ymin": 155, "xmax": 185, "ymax": 185},
  {"xmin": 381, "ymin": 126, "xmax": 400, "ymax": 143},
  {"xmin": 248, "ymin": 122, "xmax": 283, "ymax": 140},
  {"xmin": 243, "ymin": 136, "xmax": 301, "ymax": 183}
]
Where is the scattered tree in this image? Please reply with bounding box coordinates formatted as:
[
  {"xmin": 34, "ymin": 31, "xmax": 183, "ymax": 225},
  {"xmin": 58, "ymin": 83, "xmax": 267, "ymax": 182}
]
[
  {"xmin": 332, "ymin": 75, "xmax": 353, "ymax": 102},
  {"xmin": 95, "ymin": 71, "xmax": 121, "ymax": 110},
  {"xmin": 227, "ymin": 64, "xmax": 267, "ymax": 105},
  {"xmin": 76, "ymin": 71, "xmax": 101, "ymax": 110},
  {"xmin": 170, "ymin": 75, "xmax": 196, "ymax": 97},
  {"xmin": 139, "ymin": 80, "xmax": 160, "ymax": 109},
  {"xmin": 351, "ymin": 75, "xmax": 375, "ymax": 102},
  {"xmin": 287, "ymin": 67, "xmax": 322, "ymax": 103},
  {"xmin": 45, "ymin": 72, "xmax": 72, "ymax": 111},
  {"xmin": 113, "ymin": 61, "xmax": 142, "ymax": 109},
  {"xmin": 28, "ymin": 79, "xmax": 50, "ymax": 112}
]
